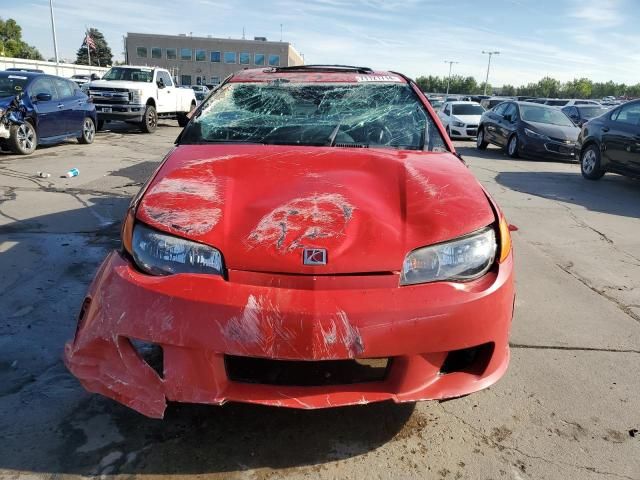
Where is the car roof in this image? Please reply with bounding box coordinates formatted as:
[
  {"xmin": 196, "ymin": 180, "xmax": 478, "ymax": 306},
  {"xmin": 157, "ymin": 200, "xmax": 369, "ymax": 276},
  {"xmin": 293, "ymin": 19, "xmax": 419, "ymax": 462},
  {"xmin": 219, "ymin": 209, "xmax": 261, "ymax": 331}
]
[
  {"xmin": 447, "ymin": 100, "xmax": 480, "ymax": 105},
  {"xmin": 1, "ymin": 70, "xmax": 43, "ymax": 79},
  {"xmin": 230, "ymin": 65, "xmax": 408, "ymax": 84}
]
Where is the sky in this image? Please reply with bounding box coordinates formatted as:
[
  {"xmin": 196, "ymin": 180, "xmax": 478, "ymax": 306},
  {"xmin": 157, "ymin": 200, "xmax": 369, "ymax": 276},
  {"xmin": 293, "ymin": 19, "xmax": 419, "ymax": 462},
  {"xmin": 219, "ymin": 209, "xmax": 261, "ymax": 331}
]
[{"xmin": 3, "ymin": 0, "xmax": 640, "ymax": 86}]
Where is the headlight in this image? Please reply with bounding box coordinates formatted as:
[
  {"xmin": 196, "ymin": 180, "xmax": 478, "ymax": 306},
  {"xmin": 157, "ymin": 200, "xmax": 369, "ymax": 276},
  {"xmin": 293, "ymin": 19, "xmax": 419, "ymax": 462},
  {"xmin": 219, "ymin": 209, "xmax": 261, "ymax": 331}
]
[
  {"xmin": 400, "ymin": 227, "xmax": 497, "ymax": 286},
  {"xmin": 131, "ymin": 223, "xmax": 224, "ymax": 276},
  {"xmin": 524, "ymin": 128, "xmax": 549, "ymax": 140},
  {"xmin": 131, "ymin": 89, "xmax": 143, "ymax": 104},
  {"xmin": 452, "ymin": 121, "xmax": 465, "ymax": 127}
]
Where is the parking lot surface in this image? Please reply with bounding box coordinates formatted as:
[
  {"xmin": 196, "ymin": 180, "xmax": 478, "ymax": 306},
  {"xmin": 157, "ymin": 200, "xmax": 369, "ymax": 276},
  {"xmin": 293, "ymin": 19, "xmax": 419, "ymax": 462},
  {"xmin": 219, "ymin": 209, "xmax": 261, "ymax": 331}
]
[{"xmin": 0, "ymin": 123, "xmax": 638, "ymax": 480}]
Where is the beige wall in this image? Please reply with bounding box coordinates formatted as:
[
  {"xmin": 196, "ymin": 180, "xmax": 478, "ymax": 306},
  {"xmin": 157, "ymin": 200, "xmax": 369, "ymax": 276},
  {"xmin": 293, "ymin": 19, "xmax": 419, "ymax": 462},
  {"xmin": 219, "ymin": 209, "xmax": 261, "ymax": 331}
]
[{"xmin": 125, "ymin": 33, "xmax": 303, "ymax": 86}]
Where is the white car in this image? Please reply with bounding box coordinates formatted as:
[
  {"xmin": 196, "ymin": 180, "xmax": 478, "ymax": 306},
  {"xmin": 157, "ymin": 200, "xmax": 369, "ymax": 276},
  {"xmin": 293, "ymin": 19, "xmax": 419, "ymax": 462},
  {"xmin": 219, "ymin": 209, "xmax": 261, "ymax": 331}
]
[
  {"xmin": 86, "ymin": 66, "xmax": 197, "ymax": 133},
  {"xmin": 544, "ymin": 99, "xmax": 601, "ymax": 107},
  {"xmin": 192, "ymin": 85, "xmax": 210, "ymax": 94},
  {"xmin": 438, "ymin": 101, "xmax": 485, "ymax": 139}
]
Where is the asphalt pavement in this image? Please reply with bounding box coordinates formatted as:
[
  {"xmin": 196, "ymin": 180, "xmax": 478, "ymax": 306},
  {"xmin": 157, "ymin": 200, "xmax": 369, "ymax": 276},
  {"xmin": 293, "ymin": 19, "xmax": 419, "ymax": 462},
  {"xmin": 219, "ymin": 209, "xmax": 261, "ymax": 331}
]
[{"xmin": 0, "ymin": 123, "xmax": 638, "ymax": 480}]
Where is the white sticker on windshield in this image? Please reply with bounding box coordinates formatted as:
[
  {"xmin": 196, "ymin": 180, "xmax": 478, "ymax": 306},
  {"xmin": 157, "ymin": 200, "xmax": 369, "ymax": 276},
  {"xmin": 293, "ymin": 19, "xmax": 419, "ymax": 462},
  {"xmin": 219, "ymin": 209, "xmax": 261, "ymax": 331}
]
[
  {"xmin": 7, "ymin": 75, "xmax": 28, "ymax": 80},
  {"xmin": 355, "ymin": 75, "xmax": 402, "ymax": 83}
]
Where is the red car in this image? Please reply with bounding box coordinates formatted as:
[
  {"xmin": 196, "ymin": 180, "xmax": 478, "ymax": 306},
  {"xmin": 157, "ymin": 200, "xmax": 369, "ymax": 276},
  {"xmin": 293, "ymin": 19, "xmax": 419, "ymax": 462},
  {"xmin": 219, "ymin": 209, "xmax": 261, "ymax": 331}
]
[{"xmin": 65, "ymin": 65, "xmax": 515, "ymax": 418}]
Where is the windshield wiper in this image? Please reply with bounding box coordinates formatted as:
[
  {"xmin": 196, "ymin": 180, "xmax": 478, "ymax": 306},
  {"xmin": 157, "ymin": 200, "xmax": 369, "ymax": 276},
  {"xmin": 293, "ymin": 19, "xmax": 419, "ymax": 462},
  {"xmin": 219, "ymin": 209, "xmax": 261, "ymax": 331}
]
[{"xmin": 327, "ymin": 119, "xmax": 343, "ymax": 147}]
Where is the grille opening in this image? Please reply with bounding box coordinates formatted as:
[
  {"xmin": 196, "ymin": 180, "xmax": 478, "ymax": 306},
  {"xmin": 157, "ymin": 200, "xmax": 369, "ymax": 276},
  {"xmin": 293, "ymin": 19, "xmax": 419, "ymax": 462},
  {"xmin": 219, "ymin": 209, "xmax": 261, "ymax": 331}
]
[
  {"xmin": 130, "ymin": 339, "xmax": 164, "ymax": 379},
  {"xmin": 440, "ymin": 343, "xmax": 494, "ymax": 376},
  {"xmin": 225, "ymin": 356, "xmax": 391, "ymax": 386}
]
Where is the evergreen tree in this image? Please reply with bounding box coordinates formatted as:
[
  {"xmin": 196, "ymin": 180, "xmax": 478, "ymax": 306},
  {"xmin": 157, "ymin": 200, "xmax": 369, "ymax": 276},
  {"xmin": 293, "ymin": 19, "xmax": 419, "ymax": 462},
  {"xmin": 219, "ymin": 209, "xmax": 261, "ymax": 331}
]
[{"xmin": 75, "ymin": 28, "xmax": 113, "ymax": 67}]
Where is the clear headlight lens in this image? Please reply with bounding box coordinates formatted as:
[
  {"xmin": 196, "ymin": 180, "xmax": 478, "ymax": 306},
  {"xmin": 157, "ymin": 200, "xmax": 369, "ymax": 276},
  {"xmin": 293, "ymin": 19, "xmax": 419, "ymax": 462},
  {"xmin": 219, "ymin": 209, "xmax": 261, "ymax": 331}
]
[
  {"xmin": 132, "ymin": 224, "xmax": 224, "ymax": 276},
  {"xmin": 131, "ymin": 89, "xmax": 143, "ymax": 104},
  {"xmin": 524, "ymin": 128, "xmax": 549, "ymax": 140},
  {"xmin": 400, "ymin": 227, "xmax": 497, "ymax": 286},
  {"xmin": 452, "ymin": 121, "xmax": 465, "ymax": 127}
]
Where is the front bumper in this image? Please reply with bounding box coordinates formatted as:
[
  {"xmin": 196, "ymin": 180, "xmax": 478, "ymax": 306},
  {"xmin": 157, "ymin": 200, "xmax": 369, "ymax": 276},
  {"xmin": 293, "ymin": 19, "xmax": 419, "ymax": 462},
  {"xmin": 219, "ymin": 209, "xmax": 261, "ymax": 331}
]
[
  {"xmin": 521, "ymin": 135, "xmax": 577, "ymax": 160},
  {"xmin": 65, "ymin": 251, "xmax": 515, "ymax": 418},
  {"xmin": 449, "ymin": 125, "xmax": 478, "ymax": 139},
  {"xmin": 95, "ymin": 103, "xmax": 145, "ymax": 122}
]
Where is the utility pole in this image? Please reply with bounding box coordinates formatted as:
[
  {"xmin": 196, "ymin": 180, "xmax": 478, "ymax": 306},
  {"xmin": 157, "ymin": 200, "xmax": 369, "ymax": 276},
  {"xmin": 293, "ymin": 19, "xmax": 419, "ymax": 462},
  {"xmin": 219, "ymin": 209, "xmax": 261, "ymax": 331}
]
[
  {"xmin": 280, "ymin": 24, "xmax": 283, "ymax": 42},
  {"xmin": 444, "ymin": 60, "xmax": 459, "ymax": 95},
  {"xmin": 482, "ymin": 50, "xmax": 500, "ymax": 95},
  {"xmin": 49, "ymin": 0, "xmax": 60, "ymax": 74}
]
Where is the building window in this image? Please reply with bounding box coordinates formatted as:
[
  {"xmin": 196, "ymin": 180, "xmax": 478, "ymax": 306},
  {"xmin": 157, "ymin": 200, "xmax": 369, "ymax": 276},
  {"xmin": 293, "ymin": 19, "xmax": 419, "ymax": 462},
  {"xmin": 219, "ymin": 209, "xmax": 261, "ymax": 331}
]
[
  {"xmin": 136, "ymin": 47, "xmax": 148, "ymax": 58},
  {"xmin": 210, "ymin": 51, "xmax": 221, "ymax": 62},
  {"xmin": 224, "ymin": 52, "xmax": 236, "ymax": 64},
  {"xmin": 180, "ymin": 48, "xmax": 193, "ymax": 61},
  {"xmin": 151, "ymin": 47, "xmax": 162, "ymax": 59},
  {"xmin": 166, "ymin": 48, "xmax": 177, "ymax": 60},
  {"xmin": 211, "ymin": 76, "xmax": 220, "ymax": 85},
  {"xmin": 268, "ymin": 54, "xmax": 280, "ymax": 66},
  {"xmin": 239, "ymin": 52, "xmax": 250, "ymax": 65},
  {"xmin": 195, "ymin": 49, "xmax": 206, "ymax": 62},
  {"xmin": 180, "ymin": 74, "xmax": 192, "ymax": 86},
  {"xmin": 254, "ymin": 53, "xmax": 265, "ymax": 66}
]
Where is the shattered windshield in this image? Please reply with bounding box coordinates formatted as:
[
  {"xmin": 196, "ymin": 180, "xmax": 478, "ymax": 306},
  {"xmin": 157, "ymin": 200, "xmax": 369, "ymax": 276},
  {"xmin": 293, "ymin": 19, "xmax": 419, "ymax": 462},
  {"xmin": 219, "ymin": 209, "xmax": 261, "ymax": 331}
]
[{"xmin": 181, "ymin": 81, "xmax": 446, "ymax": 151}]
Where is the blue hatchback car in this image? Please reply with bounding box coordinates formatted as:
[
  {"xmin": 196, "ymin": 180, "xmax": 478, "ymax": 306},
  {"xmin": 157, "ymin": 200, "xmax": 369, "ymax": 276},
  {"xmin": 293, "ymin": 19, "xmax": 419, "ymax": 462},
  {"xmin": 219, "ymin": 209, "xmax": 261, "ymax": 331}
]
[{"xmin": 0, "ymin": 71, "xmax": 97, "ymax": 155}]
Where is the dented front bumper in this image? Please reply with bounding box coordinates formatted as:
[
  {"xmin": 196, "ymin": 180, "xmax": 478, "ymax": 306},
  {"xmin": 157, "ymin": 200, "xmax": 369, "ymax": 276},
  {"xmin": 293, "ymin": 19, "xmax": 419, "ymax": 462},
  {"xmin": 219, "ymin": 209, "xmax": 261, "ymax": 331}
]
[{"xmin": 64, "ymin": 250, "xmax": 514, "ymax": 418}]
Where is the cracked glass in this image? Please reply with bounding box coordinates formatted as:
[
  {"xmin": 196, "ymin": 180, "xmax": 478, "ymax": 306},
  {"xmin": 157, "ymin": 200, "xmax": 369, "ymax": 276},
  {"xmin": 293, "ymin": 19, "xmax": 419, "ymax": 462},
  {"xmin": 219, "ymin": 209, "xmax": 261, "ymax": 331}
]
[{"xmin": 181, "ymin": 81, "xmax": 447, "ymax": 151}]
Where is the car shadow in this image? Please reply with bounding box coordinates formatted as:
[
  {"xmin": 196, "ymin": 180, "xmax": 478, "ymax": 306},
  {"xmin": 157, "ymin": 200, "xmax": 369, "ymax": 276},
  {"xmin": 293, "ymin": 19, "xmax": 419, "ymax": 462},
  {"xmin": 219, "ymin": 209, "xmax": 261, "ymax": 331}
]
[
  {"xmin": 456, "ymin": 144, "xmax": 579, "ymax": 164},
  {"xmin": 495, "ymin": 170, "xmax": 640, "ymax": 219},
  {"xmin": 99, "ymin": 120, "xmax": 179, "ymax": 135}
]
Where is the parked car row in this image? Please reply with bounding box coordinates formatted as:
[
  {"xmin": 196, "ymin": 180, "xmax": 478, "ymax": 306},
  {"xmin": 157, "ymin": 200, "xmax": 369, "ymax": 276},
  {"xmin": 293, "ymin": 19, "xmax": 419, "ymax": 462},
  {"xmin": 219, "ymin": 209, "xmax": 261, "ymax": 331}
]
[
  {"xmin": 473, "ymin": 97, "xmax": 640, "ymax": 181},
  {"xmin": 0, "ymin": 66, "xmax": 198, "ymax": 154}
]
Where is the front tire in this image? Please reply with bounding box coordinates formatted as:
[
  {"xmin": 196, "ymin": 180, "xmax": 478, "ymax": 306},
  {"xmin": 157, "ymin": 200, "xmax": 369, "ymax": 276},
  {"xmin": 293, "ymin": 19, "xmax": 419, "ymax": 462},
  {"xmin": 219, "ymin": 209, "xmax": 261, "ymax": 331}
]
[
  {"xmin": 507, "ymin": 134, "xmax": 519, "ymax": 158},
  {"xmin": 140, "ymin": 105, "xmax": 157, "ymax": 133},
  {"xmin": 476, "ymin": 126, "xmax": 488, "ymax": 150},
  {"xmin": 8, "ymin": 122, "xmax": 37, "ymax": 155},
  {"xmin": 77, "ymin": 117, "xmax": 96, "ymax": 144},
  {"xmin": 580, "ymin": 144, "xmax": 605, "ymax": 180}
]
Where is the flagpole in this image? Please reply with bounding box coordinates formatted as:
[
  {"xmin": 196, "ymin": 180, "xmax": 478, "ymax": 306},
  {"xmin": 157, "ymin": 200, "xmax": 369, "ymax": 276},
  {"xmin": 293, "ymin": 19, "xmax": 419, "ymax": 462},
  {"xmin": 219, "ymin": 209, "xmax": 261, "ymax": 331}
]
[
  {"xmin": 49, "ymin": 0, "xmax": 60, "ymax": 74},
  {"xmin": 86, "ymin": 27, "xmax": 91, "ymax": 67}
]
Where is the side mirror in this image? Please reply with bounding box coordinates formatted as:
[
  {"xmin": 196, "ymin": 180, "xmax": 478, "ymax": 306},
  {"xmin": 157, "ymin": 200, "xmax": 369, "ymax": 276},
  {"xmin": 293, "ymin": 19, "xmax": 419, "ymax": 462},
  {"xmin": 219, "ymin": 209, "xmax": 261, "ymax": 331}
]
[
  {"xmin": 504, "ymin": 114, "xmax": 512, "ymax": 122},
  {"xmin": 157, "ymin": 79, "xmax": 165, "ymax": 89},
  {"xmin": 90, "ymin": 73, "xmax": 99, "ymax": 80},
  {"xmin": 35, "ymin": 93, "xmax": 52, "ymax": 102}
]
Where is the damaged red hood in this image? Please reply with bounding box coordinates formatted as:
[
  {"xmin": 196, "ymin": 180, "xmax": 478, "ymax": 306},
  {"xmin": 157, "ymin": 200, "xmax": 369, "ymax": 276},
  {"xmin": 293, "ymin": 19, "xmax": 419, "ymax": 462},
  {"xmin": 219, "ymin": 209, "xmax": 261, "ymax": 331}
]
[{"xmin": 136, "ymin": 145, "xmax": 495, "ymax": 274}]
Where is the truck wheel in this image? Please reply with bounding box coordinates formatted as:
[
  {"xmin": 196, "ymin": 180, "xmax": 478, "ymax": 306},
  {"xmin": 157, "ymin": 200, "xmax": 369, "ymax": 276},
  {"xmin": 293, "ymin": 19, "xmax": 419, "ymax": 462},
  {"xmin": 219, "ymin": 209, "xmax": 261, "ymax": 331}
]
[
  {"xmin": 77, "ymin": 117, "xmax": 96, "ymax": 144},
  {"xmin": 96, "ymin": 119, "xmax": 105, "ymax": 131},
  {"xmin": 140, "ymin": 105, "xmax": 157, "ymax": 133},
  {"xmin": 8, "ymin": 122, "xmax": 37, "ymax": 155}
]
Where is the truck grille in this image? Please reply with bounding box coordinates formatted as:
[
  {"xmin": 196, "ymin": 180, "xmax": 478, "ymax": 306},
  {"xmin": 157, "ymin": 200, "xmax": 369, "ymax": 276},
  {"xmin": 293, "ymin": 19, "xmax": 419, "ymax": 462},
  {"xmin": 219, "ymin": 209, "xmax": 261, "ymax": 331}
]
[{"xmin": 88, "ymin": 87, "xmax": 130, "ymax": 104}]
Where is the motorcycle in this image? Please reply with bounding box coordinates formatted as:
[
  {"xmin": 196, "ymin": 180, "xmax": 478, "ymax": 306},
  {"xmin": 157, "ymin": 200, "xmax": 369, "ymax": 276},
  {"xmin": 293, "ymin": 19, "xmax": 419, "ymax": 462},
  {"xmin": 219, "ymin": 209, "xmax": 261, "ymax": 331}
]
[{"xmin": 0, "ymin": 92, "xmax": 26, "ymax": 141}]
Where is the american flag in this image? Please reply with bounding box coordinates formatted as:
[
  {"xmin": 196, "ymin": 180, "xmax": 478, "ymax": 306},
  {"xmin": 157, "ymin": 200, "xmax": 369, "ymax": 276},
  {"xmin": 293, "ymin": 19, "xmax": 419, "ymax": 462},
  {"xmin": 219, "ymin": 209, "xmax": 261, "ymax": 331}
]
[{"xmin": 84, "ymin": 33, "xmax": 96, "ymax": 51}]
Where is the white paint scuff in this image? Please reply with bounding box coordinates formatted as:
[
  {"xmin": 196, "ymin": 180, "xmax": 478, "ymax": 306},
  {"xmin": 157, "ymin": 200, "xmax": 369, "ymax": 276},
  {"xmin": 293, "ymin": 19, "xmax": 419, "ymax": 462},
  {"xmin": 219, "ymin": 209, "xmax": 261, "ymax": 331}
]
[
  {"xmin": 220, "ymin": 294, "xmax": 297, "ymax": 357},
  {"xmin": 140, "ymin": 175, "xmax": 222, "ymax": 235},
  {"xmin": 247, "ymin": 193, "xmax": 355, "ymax": 251}
]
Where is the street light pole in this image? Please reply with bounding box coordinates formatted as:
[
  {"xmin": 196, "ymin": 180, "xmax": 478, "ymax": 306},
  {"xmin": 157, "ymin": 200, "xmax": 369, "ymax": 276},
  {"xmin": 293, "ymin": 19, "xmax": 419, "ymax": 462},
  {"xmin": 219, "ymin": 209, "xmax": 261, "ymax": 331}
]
[
  {"xmin": 49, "ymin": 0, "xmax": 60, "ymax": 74},
  {"xmin": 482, "ymin": 50, "xmax": 500, "ymax": 95},
  {"xmin": 444, "ymin": 60, "xmax": 459, "ymax": 95}
]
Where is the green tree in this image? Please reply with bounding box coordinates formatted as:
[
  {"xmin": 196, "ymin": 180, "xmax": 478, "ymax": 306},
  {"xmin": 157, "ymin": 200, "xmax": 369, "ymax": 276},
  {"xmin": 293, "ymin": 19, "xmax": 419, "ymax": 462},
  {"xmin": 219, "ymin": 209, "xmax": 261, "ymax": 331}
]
[
  {"xmin": 501, "ymin": 84, "xmax": 516, "ymax": 96},
  {"xmin": 75, "ymin": 28, "xmax": 113, "ymax": 66},
  {"xmin": 0, "ymin": 18, "xmax": 43, "ymax": 60}
]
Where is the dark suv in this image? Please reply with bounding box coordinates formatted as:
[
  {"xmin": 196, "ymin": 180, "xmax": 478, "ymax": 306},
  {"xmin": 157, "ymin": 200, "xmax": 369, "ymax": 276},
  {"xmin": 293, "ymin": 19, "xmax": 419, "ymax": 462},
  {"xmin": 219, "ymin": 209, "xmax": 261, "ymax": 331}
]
[{"xmin": 577, "ymin": 99, "xmax": 640, "ymax": 180}]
